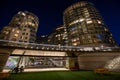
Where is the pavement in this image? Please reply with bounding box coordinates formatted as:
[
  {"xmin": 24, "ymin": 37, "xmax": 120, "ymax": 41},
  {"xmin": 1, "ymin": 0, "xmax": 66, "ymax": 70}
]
[{"xmin": 3, "ymin": 68, "xmax": 69, "ymax": 72}]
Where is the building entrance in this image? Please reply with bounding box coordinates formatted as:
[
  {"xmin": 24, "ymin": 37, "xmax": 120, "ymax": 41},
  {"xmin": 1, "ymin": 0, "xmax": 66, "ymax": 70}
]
[
  {"xmin": 5, "ymin": 56, "xmax": 67, "ymax": 69},
  {"xmin": 4, "ymin": 49, "xmax": 79, "ymax": 71}
]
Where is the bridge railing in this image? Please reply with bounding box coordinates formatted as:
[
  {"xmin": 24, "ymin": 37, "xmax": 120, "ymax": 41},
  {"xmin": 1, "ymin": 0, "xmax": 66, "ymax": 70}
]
[
  {"xmin": 0, "ymin": 40, "xmax": 81, "ymax": 51},
  {"xmin": 0, "ymin": 39, "xmax": 119, "ymax": 52}
]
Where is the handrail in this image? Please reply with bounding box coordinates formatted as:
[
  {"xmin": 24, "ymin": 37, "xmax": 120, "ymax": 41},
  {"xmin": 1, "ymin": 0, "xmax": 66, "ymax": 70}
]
[{"xmin": 0, "ymin": 39, "xmax": 119, "ymax": 52}]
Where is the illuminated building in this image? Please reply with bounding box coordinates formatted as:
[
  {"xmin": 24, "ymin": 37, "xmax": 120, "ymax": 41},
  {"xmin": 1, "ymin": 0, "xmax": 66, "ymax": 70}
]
[
  {"xmin": 48, "ymin": 25, "xmax": 67, "ymax": 45},
  {"xmin": 0, "ymin": 11, "xmax": 39, "ymax": 43},
  {"xmin": 63, "ymin": 1, "xmax": 116, "ymax": 46},
  {"xmin": 0, "ymin": 26, "xmax": 21, "ymax": 41}
]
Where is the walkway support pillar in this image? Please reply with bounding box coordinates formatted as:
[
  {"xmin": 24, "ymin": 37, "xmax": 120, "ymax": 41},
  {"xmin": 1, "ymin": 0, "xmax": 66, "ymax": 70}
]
[{"xmin": 0, "ymin": 53, "xmax": 9, "ymax": 72}]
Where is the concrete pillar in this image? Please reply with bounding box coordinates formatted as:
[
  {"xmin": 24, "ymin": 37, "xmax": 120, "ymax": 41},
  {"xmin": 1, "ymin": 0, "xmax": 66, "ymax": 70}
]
[
  {"xmin": 0, "ymin": 53, "xmax": 9, "ymax": 72},
  {"xmin": 65, "ymin": 57, "xmax": 77, "ymax": 69}
]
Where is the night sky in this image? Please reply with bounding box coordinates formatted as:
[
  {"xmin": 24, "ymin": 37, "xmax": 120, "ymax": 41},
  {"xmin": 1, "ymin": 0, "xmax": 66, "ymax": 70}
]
[{"xmin": 0, "ymin": 0, "xmax": 120, "ymax": 44}]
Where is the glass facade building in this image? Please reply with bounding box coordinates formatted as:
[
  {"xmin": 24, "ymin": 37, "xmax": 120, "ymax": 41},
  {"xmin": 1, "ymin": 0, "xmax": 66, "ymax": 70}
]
[
  {"xmin": 48, "ymin": 25, "xmax": 67, "ymax": 45},
  {"xmin": 0, "ymin": 11, "xmax": 39, "ymax": 43},
  {"xmin": 63, "ymin": 1, "xmax": 116, "ymax": 47}
]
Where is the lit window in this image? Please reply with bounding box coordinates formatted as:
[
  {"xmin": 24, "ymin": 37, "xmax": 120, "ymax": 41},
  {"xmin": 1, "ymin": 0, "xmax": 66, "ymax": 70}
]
[
  {"xmin": 73, "ymin": 39, "xmax": 77, "ymax": 42},
  {"xmin": 69, "ymin": 18, "xmax": 85, "ymax": 25},
  {"xmin": 86, "ymin": 20, "xmax": 93, "ymax": 24},
  {"xmin": 28, "ymin": 22, "xmax": 32, "ymax": 25},
  {"xmin": 18, "ymin": 12, "xmax": 21, "ymax": 14},
  {"xmin": 65, "ymin": 31, "xmax": 67, "ymax": 33},
  {"xmin": 73, "ymin": 43, "xmax": 77, "ymax": 46},
  {"xmin": 21, "ymin": 12, "xmax": 26, "ymax": 16},
  {"xmin": 79, "ymin": 18, "xmax": 84, "ymax": 22},
  {"xmin": 14, "ymin": 34, "xmax": 18, "ymax": 37},
  {"xmin": 16, "ymin": 30, "xmax": 20, "ymax": 33},
  {"xmin": 84, "ymin": 12, "xmax": 90, "ymax": 17},
  {"xmin": 83, "ymin": 47, "xmax": 93, "ymax": 51},
  {"xmin": 72, "ymin": 38, "xmax": 79, "ymax": 42},
  {"xmin": 58, "ymin": 34, "xmax": 60, "ymax": 36},
  {"xmin": 97, "ymin": 20, "xmax": 101, "ymax": 24},
  {"xmin": 86, "ymin": 18, "xmax": 91, "ymax": 21},
  {"xmin": 31, "ymin": 23, "xmax": 35, "ymax": 26}
]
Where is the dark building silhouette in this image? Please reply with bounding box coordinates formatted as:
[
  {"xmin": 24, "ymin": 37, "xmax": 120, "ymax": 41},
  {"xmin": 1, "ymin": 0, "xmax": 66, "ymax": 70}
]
[{"xmin": 36, "ymin": 35, "xmax": 48, "ymax": 44}]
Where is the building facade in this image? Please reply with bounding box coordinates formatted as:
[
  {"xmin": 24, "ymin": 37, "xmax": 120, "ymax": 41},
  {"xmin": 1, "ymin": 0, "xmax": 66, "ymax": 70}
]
[
  {"xmin": 63, "ymin": 1, "xmax": 116, "ymax": 47},
  {"xmin": 0, "ymin": 11, "xmax": 39, "ymax": 43},
  {"xmin": 0, "ymin": 26, "xmax": 21, "ymax": 41},
  {"xmin": 48, "ymin": 25, "xmax": 67, "ymax": 45}
]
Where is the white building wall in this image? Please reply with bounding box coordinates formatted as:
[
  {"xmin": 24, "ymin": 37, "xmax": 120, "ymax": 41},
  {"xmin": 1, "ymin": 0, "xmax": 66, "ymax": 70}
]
[{"xmin": 78, "ymin": 52, "xmax": 120, "ymax": 71}]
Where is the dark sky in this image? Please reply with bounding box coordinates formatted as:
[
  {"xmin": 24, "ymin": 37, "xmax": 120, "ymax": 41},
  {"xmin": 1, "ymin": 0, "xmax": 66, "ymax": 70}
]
[{"xmin": 0, "ymin": 0, "xmax": 120, "ymax": 44}]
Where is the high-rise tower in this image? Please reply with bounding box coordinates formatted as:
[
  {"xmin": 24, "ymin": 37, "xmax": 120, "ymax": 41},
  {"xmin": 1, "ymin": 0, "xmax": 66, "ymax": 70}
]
[
  {"xmin": 48, "ymin": 25, "xmax": 67, "ymax": 45},
  {"xmin": 63, "ymin": 1, "xmax": 116, "ymax": 47},
  {"xmin": 0, "ymin": 11, "xmax": 39, "ymax": 43}
]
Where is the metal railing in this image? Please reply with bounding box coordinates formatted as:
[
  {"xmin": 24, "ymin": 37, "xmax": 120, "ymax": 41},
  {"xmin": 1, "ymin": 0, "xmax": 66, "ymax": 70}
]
[{"xmin": 0, "ymin": 39, "xmax": 119, "ymax": 52}]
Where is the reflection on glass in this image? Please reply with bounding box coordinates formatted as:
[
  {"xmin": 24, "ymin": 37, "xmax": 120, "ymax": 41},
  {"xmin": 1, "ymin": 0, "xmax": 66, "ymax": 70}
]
[{"xmin": 5, "ymin": 56, "xmax": 67, "ymax": 69}]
